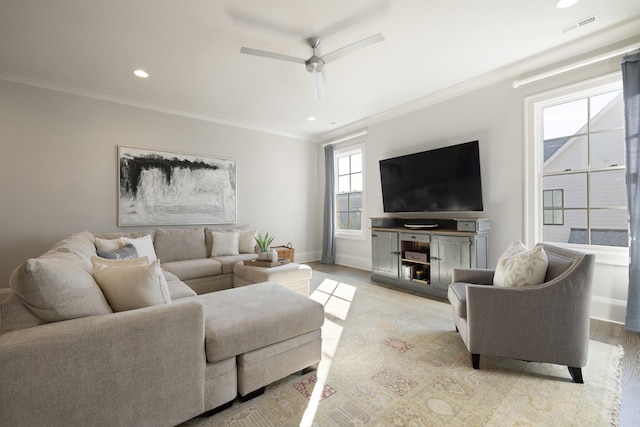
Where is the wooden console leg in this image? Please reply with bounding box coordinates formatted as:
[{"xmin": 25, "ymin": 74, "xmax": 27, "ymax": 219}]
[
  {"xmin": 568, "ymin": 366, "xmax": 584, "ymax": 383},
  {"xmin": 471, "ymin": 353, "xmax": 480, "ymax": 369},
  {"xmin": 240, "ymin": 386, "xmax": 266, "ymax": 402}
]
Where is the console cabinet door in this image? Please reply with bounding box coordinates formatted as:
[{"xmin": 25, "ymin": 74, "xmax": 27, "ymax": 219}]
[
  {"xmin": 430, "ymin": 235, "xmax": 471, "ymax": 289},
  {"xmin": 372, "ymin": 231, "xmax": 399, "ymax": 278}
]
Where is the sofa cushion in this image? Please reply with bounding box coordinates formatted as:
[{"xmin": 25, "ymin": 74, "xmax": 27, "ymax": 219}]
[
  {"xmin": 122, "ymin": 235, "xmax": 158, "ymax": 262},
  {"xmin": 213, "ymin": 254, "xmax": 258, "ymax": 274},
  {"xmin": 163, "ymin": 271, "xmax": 198, "ymax": 299},
  {"xmin": 0, "ymin": 294, "xmax": 43, "ymax": 333},
  {"xmin": 192, "ymin": 282, "xmax": 325, "ymax": 363},
  {"xmin": 51, "ymin": 230, "xmax": 97, "ymax": 272},
  {"xmin": 493, "ymin": 240, "xmax": 549, "ymax": 287},
  {"xmin": 92, "ymin": 257, "xmax": 171, "ymax": 312},
  {"xmin": 166, "ymin": 281, "xmax": 197, "ymax": 300},
  {"xmin": 10, "ymin": 252, "xmax": 112, "ymax": 323},
  {"xmin": 154, "ymin": 227, "xmax": 207, "ymax": 263},
  {"xmin": 161, "ymin": 258, "xmax": 222, "ymax": 281},
  {"xmin": 95, "ymin": 230, "xmax": 155, "ymax": 241},
  {"xmin": 211, "ymin": 231, "xmax": 239, "ymax": 257}
]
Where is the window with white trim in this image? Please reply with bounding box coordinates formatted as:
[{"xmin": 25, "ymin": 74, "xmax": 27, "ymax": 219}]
[
  {"xmin": 525, "ymin": 73, "xmax": 628, "ymax": 253},
  {"xmin": 335, "ymin": 146, "xmax": 364, "ymax": 238}
]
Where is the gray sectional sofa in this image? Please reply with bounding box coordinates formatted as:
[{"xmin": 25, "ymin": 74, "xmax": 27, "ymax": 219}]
[{"xmin": 0, "ymin": 228, "xmax": 324, "ymax": 427}]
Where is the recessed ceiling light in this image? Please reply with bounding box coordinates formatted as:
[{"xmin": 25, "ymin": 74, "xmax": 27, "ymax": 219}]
[
  {"xmin": 133, "ymin": 69, "xmax": 149, "ymax": 78},
  {"xmin": 556, "ymin": 0, "xmax": 579, "ymax": 8},
  {"xmin": 307, "ymin": 116, "xmax": 316, "ymax": 122}
]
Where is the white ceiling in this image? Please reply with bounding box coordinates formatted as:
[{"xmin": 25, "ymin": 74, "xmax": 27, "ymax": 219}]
[{"xmin": 1, "ymin": 0, "xmax": 639, "ymax": 141}]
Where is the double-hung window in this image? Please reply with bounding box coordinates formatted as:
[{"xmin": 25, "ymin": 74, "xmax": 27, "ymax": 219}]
[
  {"xmin": 525, "ymin": 73, "xmax": 628, "ymax": 255},
  {"xmin": 335, "ymin": 146, "xmax": 364, "ymax": 238}
]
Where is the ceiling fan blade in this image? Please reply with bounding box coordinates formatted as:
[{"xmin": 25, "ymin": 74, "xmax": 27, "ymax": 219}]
[
  {"xmin": 312, "ymin": 72, "xmax": 325, "ymax": 99},
  {"xmin": 321, "ymin": 33, "xmax": 385, "ymax": 64},
  {"xmin": 240, "ymin": 47, "xmax": 306, "ymax": 65}
]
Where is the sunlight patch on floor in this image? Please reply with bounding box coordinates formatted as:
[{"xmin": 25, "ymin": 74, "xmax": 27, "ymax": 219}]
[
  {"xmin": 301, "ymin": 278, "xmax": 357, "ymax": 426},
  {"xmin": 310, "ymin": 278, "xmax": 356, "ymax": 320}
]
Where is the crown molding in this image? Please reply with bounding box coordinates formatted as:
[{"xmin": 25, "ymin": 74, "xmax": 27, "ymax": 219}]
[{"xmin": 0, "ymin": 66, "xmax": 310, "ymax": 142}]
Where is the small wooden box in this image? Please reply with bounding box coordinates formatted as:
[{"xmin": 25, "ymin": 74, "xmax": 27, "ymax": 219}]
[{"xmin": 405, "ymin": 251, "xmax": 427, "ymax": 263}]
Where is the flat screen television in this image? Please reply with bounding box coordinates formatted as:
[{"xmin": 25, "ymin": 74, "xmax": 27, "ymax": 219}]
[{"xmin": 379, "ymin": 140, "xmax": 483, "ymax": 212}]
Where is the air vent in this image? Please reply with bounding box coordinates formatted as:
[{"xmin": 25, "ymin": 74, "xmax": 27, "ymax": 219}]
[{"xmin": 560, "ymin": 14, "xmax": 599, "ymax": 34}]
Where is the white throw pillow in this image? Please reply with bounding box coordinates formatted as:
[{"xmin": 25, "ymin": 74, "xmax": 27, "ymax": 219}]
[
  {"xmin": 493, "ymin": 240, "xmax": 549, "ymax": 287},
  {"xmin": 211, "ymin": 231, "xmax": 239, "ymax": 257},
  {"xmin": 238, "ymin": 229, "xmax": 257, "ymax": 254},
  {"xmin": 95, "ymin": 237, "xmax": 124, "ymax": 253},
  {"xmin": 121, "ymin": 234, "xmax": 157, "ymax": 262},
  {"xmin": 92, "ymin": 257, "xmax": 170, "ymax": 312}
]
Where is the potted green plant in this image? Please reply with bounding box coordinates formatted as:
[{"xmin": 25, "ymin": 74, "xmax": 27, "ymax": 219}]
[{"xmin": 254, "ymin": 232, "xmax": 275, "ymax": 260}]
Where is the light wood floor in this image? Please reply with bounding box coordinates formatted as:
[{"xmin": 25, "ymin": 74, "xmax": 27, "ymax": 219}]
[{"xmin": 306, "ymin": 262, "xmax": 640, "ymax": 427}]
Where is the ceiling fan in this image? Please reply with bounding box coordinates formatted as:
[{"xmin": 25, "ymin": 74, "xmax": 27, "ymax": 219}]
[{"xmin": 240, "ymin": 33, "xmax": 385, "ymax": 99}]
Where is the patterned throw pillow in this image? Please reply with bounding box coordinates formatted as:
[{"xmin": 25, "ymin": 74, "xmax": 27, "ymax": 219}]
[
  {"xmin": 97, "ymin": 243, "xmax": 138, "ymax": 260},
  {"xmin": 493, "ymin": 240, "xmax": 548, "ymax": 287}
]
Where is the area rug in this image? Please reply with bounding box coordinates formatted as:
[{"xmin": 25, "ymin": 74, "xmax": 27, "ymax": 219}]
[{"xmin": 183, "ymin": 271, "xmax": 623, "ymax": 427}]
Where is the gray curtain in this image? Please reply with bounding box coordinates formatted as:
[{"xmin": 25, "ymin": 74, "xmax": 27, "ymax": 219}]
[
  {"xmin": 321, "ymin": 144, "xmax": 336, "ymax": 264},
  {"xmin": 623, "ymin": 51, "xmax": 640, "ymax": 332}
]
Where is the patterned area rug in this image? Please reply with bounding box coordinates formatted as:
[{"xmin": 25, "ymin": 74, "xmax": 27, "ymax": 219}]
[{"xmin": 183, "ymin": 271, "xmax": 623, "ymax": 426}]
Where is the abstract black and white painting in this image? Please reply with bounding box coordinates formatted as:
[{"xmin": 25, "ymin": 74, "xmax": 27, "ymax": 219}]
[{"xmin": 118, "ymin": 146, "xmax": 236, "ymax": 226}]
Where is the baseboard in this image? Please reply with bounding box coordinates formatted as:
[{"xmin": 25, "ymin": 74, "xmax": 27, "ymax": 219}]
[
  {"xmin": 294, "ymin": 250, "xmax": 321, "ymax": 264},
  {"xmin": 590, "ymin": 296, "xmax": 627, "ymax": 325},
  {"xmin": 335, "ymin": 254, "xmax": 371, "ymax": 271},
  {"xmin": 0, "ymin": 288, "xmax": 12, "ymax": 302}
]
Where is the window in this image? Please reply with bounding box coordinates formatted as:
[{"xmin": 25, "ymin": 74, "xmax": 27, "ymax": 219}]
[
  {"xmin": 543, "ymin": 189, "xmax": 564, "ymax": 225},
  {"xmin": 525, "ymin": 73, "xmax": 628, "ymax": 254},
  {"xmin": 335, "ymin": 146, "xmax": 364, "ymax": 238}
]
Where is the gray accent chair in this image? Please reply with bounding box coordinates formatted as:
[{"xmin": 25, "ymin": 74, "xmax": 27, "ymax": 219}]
[{"xmin": 447, "ymin": 243, "xmax": 595, "ymax": 383}]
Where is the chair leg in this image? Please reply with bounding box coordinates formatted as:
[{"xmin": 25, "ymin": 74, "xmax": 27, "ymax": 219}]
[
  {"xmin": 568, "ymin": 367, "xmax": 583, "ymax": 383},
  {"xmin": 471, "ymin": 353, "xmax": 480, "ymax": 369}
]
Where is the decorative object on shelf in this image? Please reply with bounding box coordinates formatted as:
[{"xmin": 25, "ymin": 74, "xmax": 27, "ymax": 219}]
[
  {"xmin": 254, "ymin": 232, "xmax": 275, "ymax": 260},
  {"xmin": 118, "ymin": 146, "xmax": 236, "ymax": 226},
  {"xmin": 272, "ymin": 243, "xmax": 295, "ymax": 262},
  {"xmin": 270, "ymin": 249, "xmax": 279, "ymax": 262}
]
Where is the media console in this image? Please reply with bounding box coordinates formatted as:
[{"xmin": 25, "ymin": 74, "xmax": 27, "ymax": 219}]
[{"xmin": 370, "ymin": 217, "xmax": 491, "ymax": 298}]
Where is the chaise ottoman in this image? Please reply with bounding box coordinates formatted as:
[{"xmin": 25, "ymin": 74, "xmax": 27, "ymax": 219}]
[
  {"xmin": 233, "ymin": 262, "xmax": 312, "ymax": 296},
  {"xmin": 192, "ymin": 281, "xmax": 324, "ymax": 401}
]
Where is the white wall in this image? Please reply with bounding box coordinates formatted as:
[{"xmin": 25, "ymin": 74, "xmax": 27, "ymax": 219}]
[
  {"xmin": 325, "ymin": 56, "xmax": 629, "ymax": 324},
  {"xmin": 0, "ymin": 79, "xmax": 321, "ymax": 290}
]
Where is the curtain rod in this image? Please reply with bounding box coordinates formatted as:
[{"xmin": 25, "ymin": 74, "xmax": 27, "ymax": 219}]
[
  {"xmin": 322, "ymin": 129, "xmax": 368, "ymax": 147},
  {"xmin": 512, "ymin": 42, "xmax": 640, "ymax": 88}
]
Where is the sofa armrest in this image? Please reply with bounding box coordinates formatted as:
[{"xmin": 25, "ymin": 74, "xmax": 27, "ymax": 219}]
[
  {"xmin": 0, "ymin": 301, "xmax": 206, "ymax": 427},
  {"xmin": 452, "ymin": 268, "xmax": 495, "ymax": 285}
]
